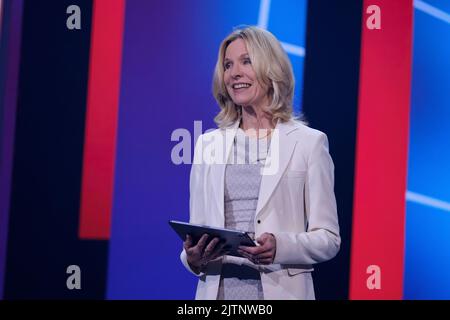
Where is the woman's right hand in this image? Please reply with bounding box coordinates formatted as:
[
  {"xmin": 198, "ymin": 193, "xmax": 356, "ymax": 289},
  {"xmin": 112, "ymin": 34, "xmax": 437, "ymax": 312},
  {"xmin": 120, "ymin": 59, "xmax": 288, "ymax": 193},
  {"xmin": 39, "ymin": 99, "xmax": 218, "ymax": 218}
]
[{"xmin": 184, "ymin": 234, "xmax": 226, "ymax": 274}]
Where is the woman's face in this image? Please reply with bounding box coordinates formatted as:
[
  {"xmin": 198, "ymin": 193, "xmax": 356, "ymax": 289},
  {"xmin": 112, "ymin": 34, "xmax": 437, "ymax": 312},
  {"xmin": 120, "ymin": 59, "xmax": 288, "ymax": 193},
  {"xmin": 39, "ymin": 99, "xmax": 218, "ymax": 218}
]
[{"xmin": 223, "ymin": 38, "xmax": 268, "ymax": 110}]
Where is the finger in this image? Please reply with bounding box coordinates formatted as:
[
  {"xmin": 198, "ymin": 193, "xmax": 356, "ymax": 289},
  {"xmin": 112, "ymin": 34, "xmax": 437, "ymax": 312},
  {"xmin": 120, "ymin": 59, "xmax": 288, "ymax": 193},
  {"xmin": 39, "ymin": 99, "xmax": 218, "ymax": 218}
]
[
  {"xmin": 238, "ymin": 245, "xmax": 255, "ymax": 253},
  {"xmin": 256, "ymin": 234, "xmax": 269, "ymax": 245},
  {"xmin": 183, "ymin": 234, "xmax": 193, "ymax": 250},
  {"xmin": 203, "ymin": 237, "xmax": 220, "ymax": 257},
  {"xmin": 239, "ymin": 245, "xmax": 266, "ymax": 255},
  {"xmin": 256, "ymin": 233, "xmax": 275, "ymax": 247},
  {"xmin": 237, "ymin": 249, "xmax": 254, "ymax": 261},
  {"xmin": 209, "ymin": 243, "xmax": 227, "ymax": 260},
  {"xmin": 255, "ymin": 251, "xmax": 274, "ymax": 260},
  {"xmin": 206, "ymin": 237, "xmax": 221, "ymax": 252},
  {"xmin": 254, "ymin": 243, "xmax": 274, "ymax": 254},
  {"xmin": 195, "ymin": 234, "xmax": 210, "ymax": 251}
]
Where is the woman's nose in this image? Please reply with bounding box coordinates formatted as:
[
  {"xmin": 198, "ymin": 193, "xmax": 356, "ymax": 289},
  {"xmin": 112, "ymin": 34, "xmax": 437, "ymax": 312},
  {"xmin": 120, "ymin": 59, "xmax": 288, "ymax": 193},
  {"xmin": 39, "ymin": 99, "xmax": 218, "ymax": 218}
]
[{"xmin": 231, "ymin": 63, "xmax": 242, "ymax": 78}]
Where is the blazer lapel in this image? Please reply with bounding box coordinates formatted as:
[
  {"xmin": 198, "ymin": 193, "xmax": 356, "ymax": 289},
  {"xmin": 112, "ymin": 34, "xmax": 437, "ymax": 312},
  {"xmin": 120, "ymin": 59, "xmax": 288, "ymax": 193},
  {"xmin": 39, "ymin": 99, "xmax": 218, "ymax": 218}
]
[
  {"xmin": 208, "ymin": 119, "xmax": 300, "ymax": 225},
  {"xmin": 255, "ymin": 120, "xmax": 299, "ymax": 218}
]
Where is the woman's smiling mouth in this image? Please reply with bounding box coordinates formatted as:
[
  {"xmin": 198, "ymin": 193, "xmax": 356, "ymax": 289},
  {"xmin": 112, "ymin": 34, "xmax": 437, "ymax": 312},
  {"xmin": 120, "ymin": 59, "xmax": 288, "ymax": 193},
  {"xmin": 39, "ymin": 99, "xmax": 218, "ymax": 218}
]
[{"xmin": 232, "ymin": 83, "xmax": 252, "ymax": 90}]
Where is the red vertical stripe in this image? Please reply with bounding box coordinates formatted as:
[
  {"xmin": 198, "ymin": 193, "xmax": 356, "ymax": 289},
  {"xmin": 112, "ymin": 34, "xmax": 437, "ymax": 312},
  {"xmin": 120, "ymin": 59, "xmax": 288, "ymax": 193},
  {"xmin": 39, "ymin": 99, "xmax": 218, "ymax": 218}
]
[
  {"xmin": 79, "ymin": 0, "xmax": 125, "ymax": 239},
  {"xmin": 349, "ymin": 0, "xmax": 413, "ymax": 299}
]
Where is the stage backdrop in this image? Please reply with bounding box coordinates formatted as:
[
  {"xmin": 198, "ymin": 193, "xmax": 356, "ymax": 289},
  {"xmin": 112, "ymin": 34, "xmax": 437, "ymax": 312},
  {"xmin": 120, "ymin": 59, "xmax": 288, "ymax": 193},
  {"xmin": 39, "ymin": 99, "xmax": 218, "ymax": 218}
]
[
  {"xmin": 2, "ymin": 0, "xmax": 450, "ymax": 300},
  {"xmin": 106, "ymin": 0, "xmax": 308, "ymax": 299}
]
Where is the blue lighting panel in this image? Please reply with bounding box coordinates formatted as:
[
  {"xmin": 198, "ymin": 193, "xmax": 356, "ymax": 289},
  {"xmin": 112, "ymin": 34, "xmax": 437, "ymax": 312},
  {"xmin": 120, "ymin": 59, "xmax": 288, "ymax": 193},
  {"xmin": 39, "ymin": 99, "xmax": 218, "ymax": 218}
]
[{"xmin": 404, "ymin": 1, "xmax": 450, "ymax": 299}]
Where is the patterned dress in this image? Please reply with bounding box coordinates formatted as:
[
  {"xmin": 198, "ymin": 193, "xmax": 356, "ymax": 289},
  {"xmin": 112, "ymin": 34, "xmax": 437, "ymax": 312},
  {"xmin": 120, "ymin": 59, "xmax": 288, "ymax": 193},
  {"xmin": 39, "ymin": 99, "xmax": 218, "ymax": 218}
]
[{"xmin": 217, "ymin": 128, "xmax": 270, "ymax": 300}]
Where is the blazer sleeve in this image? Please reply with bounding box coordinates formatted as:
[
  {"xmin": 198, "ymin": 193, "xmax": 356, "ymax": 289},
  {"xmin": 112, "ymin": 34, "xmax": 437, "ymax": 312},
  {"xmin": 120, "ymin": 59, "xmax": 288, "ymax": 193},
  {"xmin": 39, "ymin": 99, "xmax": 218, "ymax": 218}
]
[
  {"xmin": 273, "ymin": 132, "xmax": 341, "ymax": 265},
  {"xmin": 180, "ymin": 134, "xmax": 207, "ymax": 277}
]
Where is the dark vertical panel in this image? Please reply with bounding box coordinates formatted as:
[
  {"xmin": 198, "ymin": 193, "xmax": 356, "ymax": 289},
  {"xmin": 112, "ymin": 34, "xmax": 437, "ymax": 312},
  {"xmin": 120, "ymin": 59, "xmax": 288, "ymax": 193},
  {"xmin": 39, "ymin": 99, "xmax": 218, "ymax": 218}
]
[
  {"xmin": 5, "ymin": 0, "xmax": 108, "ymax": 299},
  {"xmin": 0, "ymin": 0, "xmax": 10, "ymax": 132},
  {"xmin": 0, "ymin": 0, "xmax": 24, "ymax": 299},
  {"xmin": 302, "ymin": 0, "xmax": 363, "ymax": 299}
]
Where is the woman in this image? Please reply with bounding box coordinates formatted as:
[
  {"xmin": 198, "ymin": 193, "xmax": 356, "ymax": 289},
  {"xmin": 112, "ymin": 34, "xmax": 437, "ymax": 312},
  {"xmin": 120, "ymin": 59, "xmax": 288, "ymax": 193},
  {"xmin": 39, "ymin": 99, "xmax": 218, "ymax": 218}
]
[{"xmin": 180, "ymin": 26, "xmax": 340, "ymax": 300}]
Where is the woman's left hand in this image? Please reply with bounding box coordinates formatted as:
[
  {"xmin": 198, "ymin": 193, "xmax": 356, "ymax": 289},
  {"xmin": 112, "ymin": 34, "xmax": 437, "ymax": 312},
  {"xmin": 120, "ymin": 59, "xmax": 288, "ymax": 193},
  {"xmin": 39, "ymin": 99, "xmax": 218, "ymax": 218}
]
[{"xmin": 238, "ymin": 233, "xmax": 277, "ymax": 265}]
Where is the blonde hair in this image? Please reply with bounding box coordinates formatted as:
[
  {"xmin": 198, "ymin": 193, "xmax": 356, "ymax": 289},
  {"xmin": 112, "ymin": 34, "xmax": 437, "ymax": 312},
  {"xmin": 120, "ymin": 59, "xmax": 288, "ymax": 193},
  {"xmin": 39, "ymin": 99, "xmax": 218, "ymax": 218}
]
[{"xmin": 212, "ymin": 26, "xmax": 305, "ymax": 128}]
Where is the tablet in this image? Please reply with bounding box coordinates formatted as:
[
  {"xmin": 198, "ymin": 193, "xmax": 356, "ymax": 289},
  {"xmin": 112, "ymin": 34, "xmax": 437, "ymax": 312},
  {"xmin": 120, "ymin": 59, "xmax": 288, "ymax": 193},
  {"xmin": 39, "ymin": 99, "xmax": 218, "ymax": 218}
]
[{"xmin": 169, "ymin": 220, "xmax": 256, "ymax": 257}]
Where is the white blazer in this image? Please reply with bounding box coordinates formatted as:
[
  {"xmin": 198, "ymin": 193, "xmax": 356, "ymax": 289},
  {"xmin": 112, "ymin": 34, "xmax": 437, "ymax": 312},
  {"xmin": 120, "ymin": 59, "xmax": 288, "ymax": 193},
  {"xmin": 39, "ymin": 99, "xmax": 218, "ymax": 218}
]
[{"xmin": 180, "ymin": 118, "xmax": 340, "ymax": 300}]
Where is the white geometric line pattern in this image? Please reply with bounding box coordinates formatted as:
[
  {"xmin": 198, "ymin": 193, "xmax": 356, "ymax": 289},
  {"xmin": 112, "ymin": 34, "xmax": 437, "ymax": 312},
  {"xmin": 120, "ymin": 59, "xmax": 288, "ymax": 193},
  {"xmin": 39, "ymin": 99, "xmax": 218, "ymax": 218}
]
[
  {"xmin": 281, "ymin": 42, "xmax": 305, "ymax": 57},
  {"xmin": 257, "ymin": 0, "xmax": 305, "ymax": 57},
  {"xmin": 414, "ymin": 0, "xmax": 450, "ymax": 25},
  {"xmin": 406, "ymin": 191, "xmax": 450, "ymax": 212},
  {"xmin": 257, "ymin": 0, "xmax": 271, "ymax": 30}
]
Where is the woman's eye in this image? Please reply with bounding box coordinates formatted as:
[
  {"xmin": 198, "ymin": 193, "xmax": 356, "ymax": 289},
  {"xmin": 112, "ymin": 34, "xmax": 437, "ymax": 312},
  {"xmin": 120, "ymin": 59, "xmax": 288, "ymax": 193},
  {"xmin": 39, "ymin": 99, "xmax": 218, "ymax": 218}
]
[
  {"xmin": 224, "ymin": 62, "xmax": 231, "ymax": 70},
  {"xmin": 243, "ymin": 58, "xmax": 251, "ymax": 64}
]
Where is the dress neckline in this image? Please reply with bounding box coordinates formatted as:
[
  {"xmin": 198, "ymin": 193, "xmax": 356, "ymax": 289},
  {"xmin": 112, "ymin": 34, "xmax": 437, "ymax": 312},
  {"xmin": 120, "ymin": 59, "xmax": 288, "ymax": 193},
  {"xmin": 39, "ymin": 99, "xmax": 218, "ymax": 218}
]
[{"xmin": 237, "ymin": 127, "xmax": 272, "ymax": 140}]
